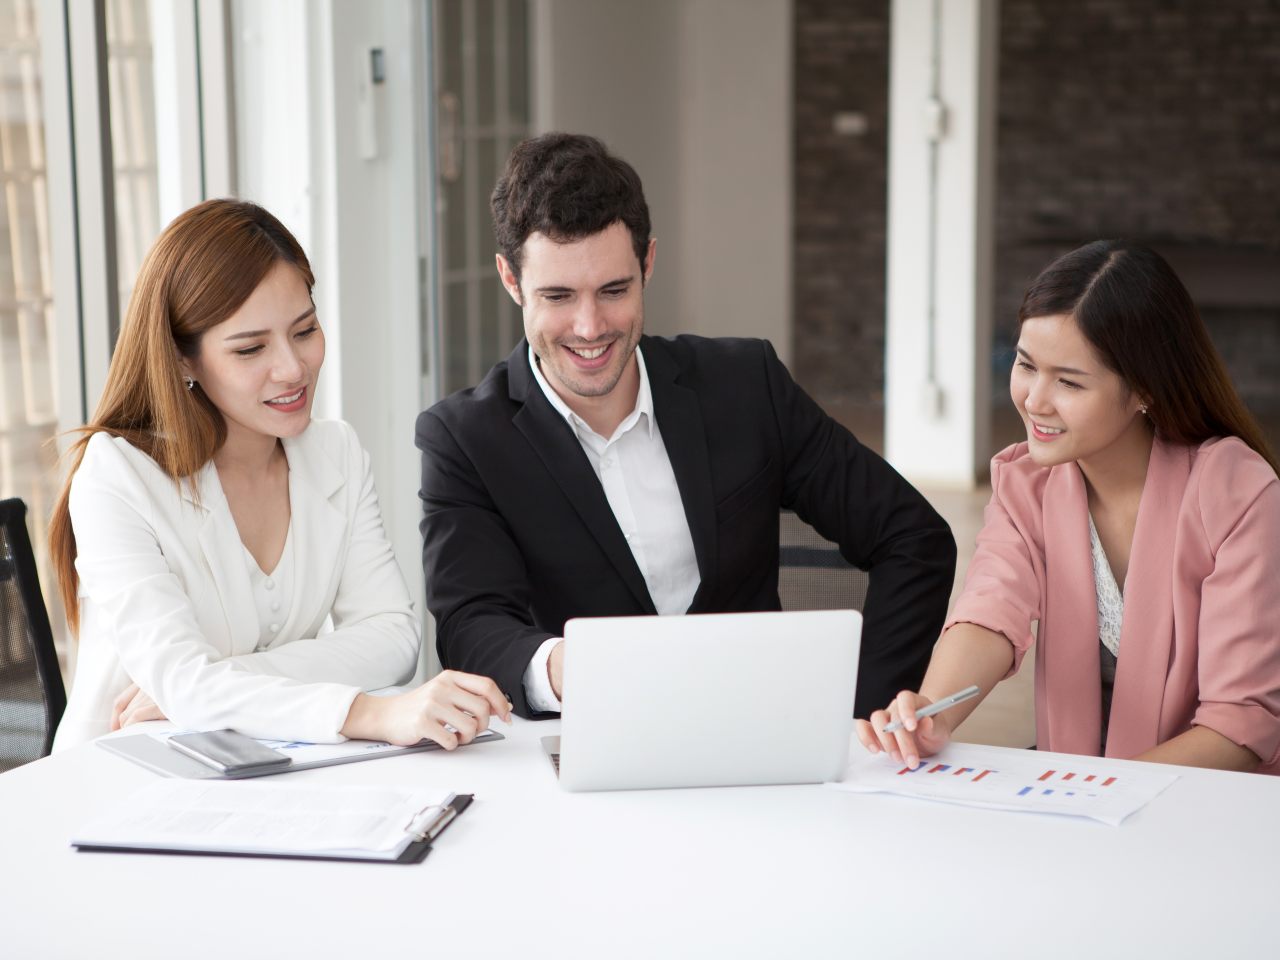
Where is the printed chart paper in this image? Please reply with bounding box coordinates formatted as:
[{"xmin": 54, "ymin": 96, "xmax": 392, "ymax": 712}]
[{"xmin": 829, "ymin": 743, "xmax": 1178, "ymax": 825}]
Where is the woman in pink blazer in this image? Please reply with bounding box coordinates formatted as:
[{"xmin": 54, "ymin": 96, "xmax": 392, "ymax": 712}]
[{"xmin": 857, "ymin": 240, "xmax": 1280, "ymax": 774}]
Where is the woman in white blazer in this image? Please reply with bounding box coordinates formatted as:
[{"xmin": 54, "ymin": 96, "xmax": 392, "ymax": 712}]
[{"xmin": 49, "ymin": 199, "xmax": 508, "ymax": 751}]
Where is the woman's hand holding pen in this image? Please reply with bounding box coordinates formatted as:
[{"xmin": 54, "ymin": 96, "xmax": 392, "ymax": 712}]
[
  {"xmin": 855, "ymin": 690, "xmax": 954, "ymax": 769},
  {"xmin": 343, "ymin": 670, "xmax": 512, "ymax": 750}
]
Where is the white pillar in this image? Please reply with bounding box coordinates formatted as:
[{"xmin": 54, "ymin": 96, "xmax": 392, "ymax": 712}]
[{"xmin": 885, "ymin": 0, "xmax": 998, "ymax": 487}]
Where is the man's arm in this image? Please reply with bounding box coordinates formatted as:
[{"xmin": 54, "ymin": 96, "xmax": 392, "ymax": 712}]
[
  {"xmin": 760, "ymin": 342, "xmax": 957, "ymax": 717},
  {"xmin": 416, "ymin": 408, "xmax": 557, "ymax": 718}
]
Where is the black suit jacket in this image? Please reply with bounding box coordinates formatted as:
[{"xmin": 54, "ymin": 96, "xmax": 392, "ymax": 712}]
[{"xmin": 417, "ymin": 335, "xmax": 956, "ymax": 718}]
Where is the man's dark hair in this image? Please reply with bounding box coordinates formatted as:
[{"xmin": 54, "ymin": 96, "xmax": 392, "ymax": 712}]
[{"xmin": 491, "ymin": 133, "xmax": 651, "ymax": 286}]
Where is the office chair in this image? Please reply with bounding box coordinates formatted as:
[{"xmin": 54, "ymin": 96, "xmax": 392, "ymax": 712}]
[
  {"xmin": 0, "ymin": 498, "xmax": 66, "ymax": 772},
  {"xmin": 778, "ymin": 509, "xmax": 869, "ymax": 613}
]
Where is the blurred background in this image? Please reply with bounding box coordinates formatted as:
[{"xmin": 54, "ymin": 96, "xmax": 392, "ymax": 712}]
[{"xmin": 2, "ymin": 0, "xmax": 1277, "ymax": 743}]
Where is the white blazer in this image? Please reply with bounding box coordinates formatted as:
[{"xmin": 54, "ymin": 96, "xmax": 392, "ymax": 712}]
[{"xmin": 53, "ymin": 419, "xmax": 419, "ymax": 750}]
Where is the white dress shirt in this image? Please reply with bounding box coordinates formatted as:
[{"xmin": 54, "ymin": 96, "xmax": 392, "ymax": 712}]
[{"xmin": 522, "ymin": 344, "xmax": 700, "ymax": 711}]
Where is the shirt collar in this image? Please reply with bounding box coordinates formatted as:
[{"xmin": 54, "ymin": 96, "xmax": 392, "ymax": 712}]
[{"xmin": 527, "ymin": 342, "xmax": 655, "ymax": 441}]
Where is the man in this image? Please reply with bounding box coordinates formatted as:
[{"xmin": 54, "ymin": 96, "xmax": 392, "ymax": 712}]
[{"xmin": 417, "ymin": 133, "xmax": 955, "ymax": 719}]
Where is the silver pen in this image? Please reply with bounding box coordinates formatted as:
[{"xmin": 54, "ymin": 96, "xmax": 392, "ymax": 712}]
[{"xmin": 881, "ymin": 685, "xmax": 981, "ymax": 733}]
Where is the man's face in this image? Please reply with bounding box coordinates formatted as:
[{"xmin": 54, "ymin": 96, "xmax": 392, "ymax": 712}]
[{"xmin": 497, "ymin": 221, "xmax": 655, "ymax": 405}]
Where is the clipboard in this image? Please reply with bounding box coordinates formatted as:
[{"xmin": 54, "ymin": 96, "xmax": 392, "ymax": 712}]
[{"xmin": 72, "ymin": 784, "xmax": 475, "ymax": 864}]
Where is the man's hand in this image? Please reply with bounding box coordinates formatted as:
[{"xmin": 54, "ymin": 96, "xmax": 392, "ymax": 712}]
[
  {"xmin": 110, "ymin": 683, "xmax": 168, "ymax": 730},
  {"xmin": 548, "ymin": 640, "xmax": 565, "ymax": 700}
]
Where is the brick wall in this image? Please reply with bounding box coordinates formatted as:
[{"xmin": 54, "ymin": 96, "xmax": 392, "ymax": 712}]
[
  {"xmin": 995, "ymin": 0, "xmax": 1280, "ymax": 409},
  {"xmin": 792, "ymin": 0, "xmax": 1280, "ymax": 415},
  {"xmin": 793, "ymin": 0, "xmax": 890, "ymax": 409}
]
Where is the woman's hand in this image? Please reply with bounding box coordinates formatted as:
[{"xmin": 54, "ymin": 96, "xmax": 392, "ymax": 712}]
[
  {"xmin": 854, "ymin": 689, "xmax": 954, "ymax": 768},
  {"xmin": 110, "ymin": 683, "xmax": 169, "ymax": 730},
  {"xmin": 342, "ymin": 670, "xmax": 512, "ymax": 749}
]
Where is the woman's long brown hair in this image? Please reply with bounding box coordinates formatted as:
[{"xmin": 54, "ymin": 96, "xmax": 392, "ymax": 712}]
[
  {"xmin": 48, "ymin": 199, "xmax": 315, "ymax": 634},
  {"xmin": 1018, "ymin": 240, "xmax": 1278, "ymax": 476}
]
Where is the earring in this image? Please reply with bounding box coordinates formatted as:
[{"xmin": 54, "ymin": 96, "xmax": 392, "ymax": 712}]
[
  {"xmin": 1139, "ymin": 403, "xmax": 1148, "ymax": 415},
  {"xmin": 183, "ymin": 376, "xmax": 196, "ymax": 391}
]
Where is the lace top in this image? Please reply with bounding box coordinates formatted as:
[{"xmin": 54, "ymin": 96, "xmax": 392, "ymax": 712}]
[{"xmin": 1089, "ymin": 514, "xmax": 1123, "ymax": 747}]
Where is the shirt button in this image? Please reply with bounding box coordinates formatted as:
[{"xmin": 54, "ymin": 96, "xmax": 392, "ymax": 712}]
[
  {"xmin": 271, "ymin": 601, "xmax": 281, "ymax": 612},
  {"xmin": 269, "ymin": 623, "xmax": 280, "ymax": 633},
  {"xmin": 602, "ymin": 458, "xmax": 614, "ymax": 469},
  {"xmin": 265, "ymin": 578, "xmax": 275, "ymax": 590}
]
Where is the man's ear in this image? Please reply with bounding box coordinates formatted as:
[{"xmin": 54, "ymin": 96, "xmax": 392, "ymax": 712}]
[
  {"xmin": 641, "ymin": 238, "xmax": 657, "ymax": 286},
  {"xmin": 495, "ymin": 254, "xmax": 523, "ymax": 306}
]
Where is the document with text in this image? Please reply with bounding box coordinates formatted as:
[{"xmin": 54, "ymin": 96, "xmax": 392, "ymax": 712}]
[
  {"xmin": 72, "ymin": 780, "xmax": 463, "ymax": 861},
  {"xmin": 829, "ymin": 743, "xmax": 1178, "ymax": 825}
]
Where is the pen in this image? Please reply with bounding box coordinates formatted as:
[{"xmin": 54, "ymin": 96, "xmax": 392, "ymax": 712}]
[{"xmin": 881, "ymin": 685, "xmax": 981, "ymax": 733}]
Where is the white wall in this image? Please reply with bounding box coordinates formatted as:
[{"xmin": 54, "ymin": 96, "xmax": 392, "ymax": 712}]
[
  {"xmin": 884, "ymin": 0, "xmax": 997, "ymax": 486},
  {"xmin": 532, "ymin": 0, "xmax": 793, "ymax": 363},
  {"xmin": 233, "ymin": 0, "xmax": 428, "ymax": 664}
]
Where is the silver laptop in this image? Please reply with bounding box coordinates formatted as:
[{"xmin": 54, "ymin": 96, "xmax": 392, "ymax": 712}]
[{"xmin": 543, "ymin": 609, "xmax": 861, "ymax": 792}]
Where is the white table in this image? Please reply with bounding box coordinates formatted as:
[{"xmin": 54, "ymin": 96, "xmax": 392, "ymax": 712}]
[{"xmin": 2, "ymin": 718, "xmax": 1275, "ymax": 958}]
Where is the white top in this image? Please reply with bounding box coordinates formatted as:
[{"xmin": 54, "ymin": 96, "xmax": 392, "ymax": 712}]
[
  {"xmin": 53, "ymin": 419, "xmax": 419, "ymax": 750},
  {"xmin": 522, "ymin": 344, "xmax": 700, "ymax": 712},
  {"xmin": 243, "ymin": 526, "xmax": 294, "ymax": 646}
]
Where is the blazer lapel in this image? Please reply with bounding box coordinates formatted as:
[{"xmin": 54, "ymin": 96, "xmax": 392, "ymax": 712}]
[
  {"xmin": 509, "ymin": 341, "xmax": 656, "ymax": 614},
  {"xmin": 644, "ymin": 339, "xmax": 717, "ymax": 602},
  {"xmin": 281, "ymin": 428, "xmax": 347, "ymax": 638},
  {"xmin": 1040, "ymin": 462, "xmax": 1103, "ymax": 756},
  {"xmin": 1105, "ymin": 438, "xmax": 1187, "ymax": 758},
  {"xmin": 184, "ymin": 463, "xmax": 260, "ymax": 656}
]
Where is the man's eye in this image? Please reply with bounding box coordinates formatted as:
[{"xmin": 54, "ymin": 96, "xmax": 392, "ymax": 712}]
[
  {"xmin": 602, "ymin": 287, "xmax": 627, "ymax": 298},
  {"xmin": 544, "ymin": 294, "xmax": 569, "ymax": 303}
]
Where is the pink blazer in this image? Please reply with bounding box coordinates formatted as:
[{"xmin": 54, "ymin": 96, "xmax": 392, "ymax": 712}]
[{"xmin": 947, "ymin": 436, "xmax": 1280, "ymax": 773}]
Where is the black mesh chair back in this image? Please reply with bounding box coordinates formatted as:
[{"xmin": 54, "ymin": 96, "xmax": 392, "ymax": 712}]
[
  {"xmin": 0, "ymin": 498, "xmax": 66, "ymax": 771},
  {"xmin": 778, "ymin": 509, "xmax": 869, "ymax": 613}
]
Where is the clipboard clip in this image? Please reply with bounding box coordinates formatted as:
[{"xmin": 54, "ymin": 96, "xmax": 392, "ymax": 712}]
[{"xmin": 404, "ymin": 800, "xmax": 458, "ymax": 843}]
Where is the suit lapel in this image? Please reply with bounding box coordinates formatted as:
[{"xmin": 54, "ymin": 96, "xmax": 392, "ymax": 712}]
[
  {"xmin": 644, "ymin": 339, "xmax": 717, "ymax": 601},
  {"xmin": 184, "ymin": 463, "xmax": 260, "ymax": 655},
  {"xmin": 281, "ymin": 428, "xmax": 347, "ymax": 638},
  {"xmin": 1105, "ymin": 438, "xmax": 1186, "ymax": 758},
  {"xmin": 1040, "ymin": 462, "xmax": 1103, "ymax": 756},
  {"xmin": 509, "ymin": 341, "xmax": 656, "ymax": 613}
]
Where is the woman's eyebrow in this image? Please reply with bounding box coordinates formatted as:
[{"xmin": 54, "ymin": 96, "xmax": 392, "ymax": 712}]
[{"xmin": 223, "ymin": 306, "xmax": 317, "ymax": 341}]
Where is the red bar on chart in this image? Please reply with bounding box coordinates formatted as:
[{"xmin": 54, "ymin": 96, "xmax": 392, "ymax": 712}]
[
  {"xmin": 953, "ymin": 767, "xmax": 974, "ymax": 776},
  {"xmin": 1062, "ymin": 772, "xmax": 1075, "ymax": 780},
  {"xmin": 1084, "ymin": 775, "xmax": 1096, "ymax": 782},
  {"xmin": 1102, "ymin": 777, "xmax": 1116, "ymax": 787},
  {"xmin": 897, "ymin": 767, "xmax": 917, "ymax": 775},
  {"xmin": 1038, "ymin": 770, "xmax": 1055, "ymax": 781},
  {"xmin": 973, "ymin": 770, "xmax": 993, "ymax": 782},
  {"xmin": 927, "ymin": 764, "xmax": 951, "ymax": 773}
]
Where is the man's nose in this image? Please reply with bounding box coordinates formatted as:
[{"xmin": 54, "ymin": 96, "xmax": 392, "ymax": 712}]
[{"xmin": 571, "ymin": 299, "xmax": 608, "ymax": 341}]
